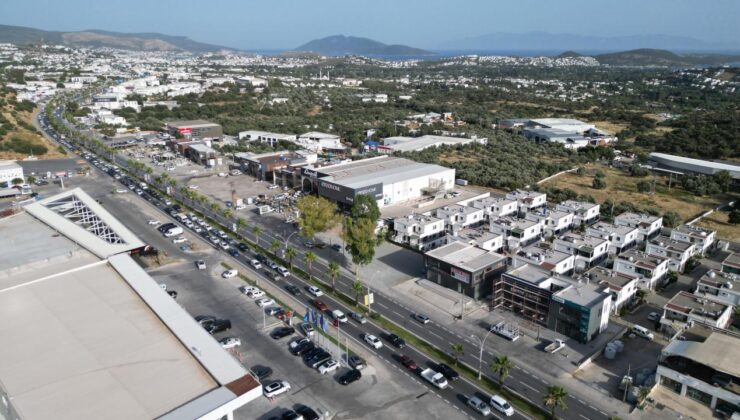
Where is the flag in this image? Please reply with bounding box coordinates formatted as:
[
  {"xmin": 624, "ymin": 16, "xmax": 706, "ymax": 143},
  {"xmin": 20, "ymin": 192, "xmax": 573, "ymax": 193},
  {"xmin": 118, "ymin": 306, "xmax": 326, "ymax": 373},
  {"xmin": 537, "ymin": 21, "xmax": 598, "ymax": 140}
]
[
  {"xmin": 303, "ymin": 308, "xmax": 309, "ymax": 322},
  {"xmin": 319, "ymin": 314, "xmax": 325, "ymax": 332},
  {"xmin": 312, "ymin": 309, "xmax": 318, "ymax": 325}
]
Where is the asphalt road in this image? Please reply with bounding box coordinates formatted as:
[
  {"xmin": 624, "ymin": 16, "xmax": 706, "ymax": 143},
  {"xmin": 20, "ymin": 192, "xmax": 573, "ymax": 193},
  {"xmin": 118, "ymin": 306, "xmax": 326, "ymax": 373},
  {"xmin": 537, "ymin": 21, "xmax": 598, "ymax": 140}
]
[{"xmin": 46, "ymin": 105, "xmax": 612, "ymax": 420}]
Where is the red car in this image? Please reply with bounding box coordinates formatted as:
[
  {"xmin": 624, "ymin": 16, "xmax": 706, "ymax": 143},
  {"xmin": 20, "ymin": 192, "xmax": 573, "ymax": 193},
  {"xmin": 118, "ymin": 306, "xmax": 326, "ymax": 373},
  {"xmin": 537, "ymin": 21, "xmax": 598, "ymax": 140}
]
[
  {"xmin": 399, "ymin": 355, "xmax": 417, "ymax": 370},
  {"xmin": 312, "ymin": 299, "xmax": 328, "ymax": 311}
]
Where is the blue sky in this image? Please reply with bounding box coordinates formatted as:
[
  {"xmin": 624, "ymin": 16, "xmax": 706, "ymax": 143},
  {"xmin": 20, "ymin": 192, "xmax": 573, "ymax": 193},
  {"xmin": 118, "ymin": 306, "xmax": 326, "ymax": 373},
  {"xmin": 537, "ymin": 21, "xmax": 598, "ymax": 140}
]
[{"xmin": 1, "ymin": 0, "xmax": 738, "ymax": 50}]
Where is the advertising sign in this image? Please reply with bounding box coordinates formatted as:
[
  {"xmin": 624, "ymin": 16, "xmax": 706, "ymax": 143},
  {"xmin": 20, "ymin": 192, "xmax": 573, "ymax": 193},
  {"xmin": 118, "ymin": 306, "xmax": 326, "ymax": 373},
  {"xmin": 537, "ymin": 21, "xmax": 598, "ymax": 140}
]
[{"xmin": 450, "ymin": 267, "xmax": 470, "ymax": 283}]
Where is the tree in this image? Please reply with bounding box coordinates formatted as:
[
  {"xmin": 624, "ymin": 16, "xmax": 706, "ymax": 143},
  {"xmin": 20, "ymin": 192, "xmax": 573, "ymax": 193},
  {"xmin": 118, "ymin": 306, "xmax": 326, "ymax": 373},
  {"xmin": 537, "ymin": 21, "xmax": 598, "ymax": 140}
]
[
  {"xmin": 284, "ymin": 247, "xmax": 297, "ymax": 269},
  {"xmin": 223, "ymin": 208, "xmax": 233, "ymax": 219},
  {"xmin": 343, "ymin": 217, "xmax": 380, "ymax": 280},
  {"xmin": 451, "ymin": 343, "xmax": 464, "ymax": 366},
  {"xmin": 295, "ymin": 195, "xmax": 339, "ymax": 239},
  {"xmin": 592, "ymin": 176, "xmax": 607, "ymax": 190},
  {"xmin": 252, "ymin": 225, "xmax": 262, "ymax": 245},
  {"xmin": 327, "ymin": 261, "xmax": 340, "ymax": 293},
  {"xmin": 636, "ymin": 180, "xmax": 652, "ymax": 193},
  {"xmin": 11, "ymin": 178, "xmax": 23, "ymax": 186},
  {"xmin": 712, "ymin": 170, "xmax": 732, "ymax": 193},
  {"xmin": 543, "ymin": 385, "xmax": 568, "ymax": 420},
  {"xmin": 304, "ymin": 251, "xmax": 317, "ymax": 278},
  {"xmin": 270, "ymin": 239, "xmax": 280, "ymax": 255},
  {"xmin": 637, "ymin": 386, "xmax": 652, "ymax": 408},
  {"xmin": 352, "ymin": 280, "xmax": 365, "ymax": 304},
  {"xmin": 662, "ymin": 211, "xmax": 681, "ymax": 228},
  {"xmin": 210, "ymin": 202, "xmax": 220, "ymax": 213},
  {"xmin": 351, "ymin": 194, "xmax": 381, "ymax": 221},
  {"xmin": 236, "ymin": 217, "xmax": 246, "ymax": 231},
  {"xmin": 729, "ymin": 209, "xmax": 740, "ymax": 225},
  {"xmin": 490, "ymin": 355, "xmax": 512, "ymax": 386},
  {"xmin": 26, "ymin": 175, "xmax": 36, "ymax": 184}
]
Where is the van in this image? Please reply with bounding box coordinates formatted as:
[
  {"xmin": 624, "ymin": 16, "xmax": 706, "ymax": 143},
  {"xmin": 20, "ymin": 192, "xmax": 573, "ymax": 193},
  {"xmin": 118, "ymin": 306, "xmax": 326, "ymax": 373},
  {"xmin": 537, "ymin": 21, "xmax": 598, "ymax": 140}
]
[
  {"xmin": 164, "ymin": 226, "xmax": 184, "ymax": 237},
  {"xmin": 331, "ymin": 310, "xmax": 348, "ymax": 323},
  {"xmin": 632, "ymin": 325, "xmax": 655, "ymax": 340}
]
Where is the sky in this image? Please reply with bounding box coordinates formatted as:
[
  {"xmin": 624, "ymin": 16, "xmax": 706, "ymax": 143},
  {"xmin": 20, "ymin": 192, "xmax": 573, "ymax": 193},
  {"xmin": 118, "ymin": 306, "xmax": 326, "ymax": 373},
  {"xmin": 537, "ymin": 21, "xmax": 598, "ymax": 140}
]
[{"xmin": 1, "ymin": 0, "xmax": 738, "ymax": 50}]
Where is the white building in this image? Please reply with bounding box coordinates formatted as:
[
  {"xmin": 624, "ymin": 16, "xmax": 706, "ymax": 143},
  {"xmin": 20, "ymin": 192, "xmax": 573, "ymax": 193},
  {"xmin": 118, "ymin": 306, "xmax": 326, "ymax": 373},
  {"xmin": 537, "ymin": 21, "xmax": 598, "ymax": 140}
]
[
  {"xmin": 378, "ymin": 135, "xmax": 487, "ymax": 153},
  {"xmin": 584, "ymin": 266, "xmax": 639, "ymax": 313},
  {"xmin": 662, "ymin": 291, "xmax": 733, "ymax": 332},
  {"xmin": 646, "ymin": 236, "xmax": 695, "ymax": 272},
  {"xmin": 555, "ymin": 200, "xmax": 600, "ymax": 226},
  {"xmin": 469, "ymin": 196, "xmax": 518, "ymax": 220},
  {"xmin": 436, "ymin": 204, "xmax": 486, "ymax": 233},
  {"xmin": 297, "ymin": 132, "xmax": 343, "ymax": 152},
  {"xmin": 525, "ymin": 209, "xmax": 574, "ymax": 237},
  {"xmin": 511, "ymin": 243, "xmax": 575, "ymax": 275},
  {"xmin": 489, "ymin": 216, "xmax": 542, "ymax": 250},
  {"xmin": 238, "ymin": 130, "xmax": 297, "ymax": 147},
  {"xmin": 506, "ymin": 189, "xmax": 547, "ymax": 216},
  {"xmin": 613, "ymin": 249, "xmax": 670, "ymax": 290},
  {"xmin": 553, "ymin": 232, "xmax": 609, "ymax": 272},
  {"xmin": 0, "ymin": 160, "xmax": 24, "ymax": 186},
  {"xmin": 392, "ymin": 213, "xmax": 446, "ymax": 252},
  {"xmin": 587, "ymin": 221, "xmax": 639, "ymax": 255},
  {"xmin": 695, "ymin": 270, "xmax": 740, "ymax": 307},
  {"xmin": 670, "ymin": 225, "xmax": 717, "ymax": 256},
  {"xmin": 448, "ymin": 229, "xmax": 503, "ymax": 252},
  {"xmin": 615, "ymin": 212, "xmax": 663, "ymax": 243}
]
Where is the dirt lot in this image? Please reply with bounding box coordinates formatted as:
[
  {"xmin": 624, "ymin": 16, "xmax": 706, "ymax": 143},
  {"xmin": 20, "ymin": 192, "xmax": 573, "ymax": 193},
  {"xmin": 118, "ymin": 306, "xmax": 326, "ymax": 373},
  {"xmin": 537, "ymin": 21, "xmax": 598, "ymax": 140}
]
[{"xmin": 696, "ymin": 210, "xmax": 740, "ymax": 242}]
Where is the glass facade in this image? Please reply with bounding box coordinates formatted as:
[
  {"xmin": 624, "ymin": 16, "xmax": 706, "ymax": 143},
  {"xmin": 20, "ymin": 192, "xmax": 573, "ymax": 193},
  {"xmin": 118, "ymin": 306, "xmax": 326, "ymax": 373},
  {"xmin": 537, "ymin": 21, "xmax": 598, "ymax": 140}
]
[
  {"xmin": 659, "ymin": 376, "xmax": 682, "ymax": 394},
  {"xmin": 686, "ymin": 386, "xmax": 713, "ymax": 406}
]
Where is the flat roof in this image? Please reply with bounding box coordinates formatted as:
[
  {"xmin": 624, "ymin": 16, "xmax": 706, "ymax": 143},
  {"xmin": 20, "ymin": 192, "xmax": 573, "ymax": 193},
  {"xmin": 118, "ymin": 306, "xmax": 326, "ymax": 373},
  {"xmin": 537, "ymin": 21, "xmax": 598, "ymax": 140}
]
[
  {"xmin": 317, "ymin": 156, "xmax": 453, "ymax": 189},
  {"xmin": 425, "ymin": 242, "xmax": 505, "ymax": 273},
  {"xmin": 584, "ymin": 266, "xmax": 637, "ymax": 289},
  {"xmin": 723, "ymin": 253, "xmax": 740, "ymax": 270},
  {"xmin": 167, "ymin": 120, "xmax": 220, "ymax": 128},
  {"xmin": 650, "ymin": 152, "xmax": 740, "ymax": 177},
  {"xmin": 504, "ymin": 264, "xmax": 553, "ymax": 286},
  {"xmin": 554, "ymin": 282, "xmax": 608, "ymax": 308},
  {"xmin": 663, "ymin": 326, "xmax": 740, "ymax": 378},
  {"xmin": 665, "ymin": 291, "xmax": 729, "ymax": 320},
  {"xmin": 0, "ymin": 159, "xmax": 22, "ymax": 170},
  {"xmin": 618, "ymin": 249, "xmax": 668, "ymax": 269},
  {"xmin": 698, "ymin": 269, "xmax": 740, "ymax": 290}
]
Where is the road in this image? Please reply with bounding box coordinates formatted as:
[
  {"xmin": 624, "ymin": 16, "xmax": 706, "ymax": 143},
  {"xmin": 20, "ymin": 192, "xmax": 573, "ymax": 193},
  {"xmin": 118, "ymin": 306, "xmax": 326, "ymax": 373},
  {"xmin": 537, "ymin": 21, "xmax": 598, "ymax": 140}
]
[{"xmin": 45, "ymin": 104, "xmax": 612, "ymax": 420}]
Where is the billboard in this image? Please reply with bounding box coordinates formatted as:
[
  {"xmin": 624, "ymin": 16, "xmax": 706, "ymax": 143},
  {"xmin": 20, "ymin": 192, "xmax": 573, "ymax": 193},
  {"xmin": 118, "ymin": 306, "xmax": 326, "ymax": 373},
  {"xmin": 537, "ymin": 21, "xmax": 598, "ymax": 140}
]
[
  {"xmin": 450, "ymin": 267, "xmax": 470, "ymax": 283},
  {"xmin": 318, "ymin": 179, "xmax": 382, "ymax": 205}
]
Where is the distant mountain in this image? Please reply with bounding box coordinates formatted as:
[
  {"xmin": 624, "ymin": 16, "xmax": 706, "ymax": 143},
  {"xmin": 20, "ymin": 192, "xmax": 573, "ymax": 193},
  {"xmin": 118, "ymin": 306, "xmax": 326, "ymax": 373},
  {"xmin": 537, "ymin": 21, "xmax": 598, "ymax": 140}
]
[
  {"xmin": 295, "ymin": 35, "xmax": 433, "ymax": 56},
  {"xmin": 594, "ymin": 48, "xmax": 740, "ymax": 66},
  {"xmin": 442, "ymin": 31, "xmax": 737, "ymax": 52},
  {"xmin": 0, "ymin": 24, "xmax": 233, "ymax": 52}
]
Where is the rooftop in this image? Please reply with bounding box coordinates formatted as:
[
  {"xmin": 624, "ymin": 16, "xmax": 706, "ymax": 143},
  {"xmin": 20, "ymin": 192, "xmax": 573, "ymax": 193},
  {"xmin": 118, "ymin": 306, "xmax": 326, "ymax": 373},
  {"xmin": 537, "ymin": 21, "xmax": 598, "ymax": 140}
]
[
  {"xmin": 648, "ymin": 235, "xmax": 694, "ymax": 253},
  {"xmin": 167, "ymin": 119, "xmax": 220, "ymax": 128},
  {"xmin": 515, "ymin": 243, "xmax": 573, "ymax": 270},
  {"xmin": 698, "ymin": 269, "xmax": 740, "ymax": 290},
  {"xmin": 650, "ymin": 152, "xmax": 740, "ymax": 178},
  {"xmin": 615, "ymin": 212, "xmax": 662, "ymax": 227},
  {"xmin": 665, "ymin": 291, "xmax": 730, "ymax": 321},
  {"xmin": 584, "ymin": 266, "xmax": 637, "ymax": 289},
  {"xmin": 316, "ymin": 156, "xmax": 453, "ymax": 189},
  {"xmin": 662, "ymin": 323, "xmax": 740, "ymax": 378},
  {"xmin": 673, "ymin": 224, "xmax": 716, "ymax": 239},
  {"xmin": 503, "ymin": 264, "xmax": 553, "ymax": 287},
  {"xmin": 618, "ymin": 249, "xmax": 668, "ymax": 270},
  {"xmin": 425, "ymin": 242, "xmax": 505, "ymax": 273},
  {"xmin": 554, "ymin": 281, "xmax": 609, "ymax": 308},
  {"xmin": 0, "ymin": 159, "xmax": 22, "ymax": 170},
  {"xmin": 722, "ymin": 252, "xmax": 740, "ymax": 270}
]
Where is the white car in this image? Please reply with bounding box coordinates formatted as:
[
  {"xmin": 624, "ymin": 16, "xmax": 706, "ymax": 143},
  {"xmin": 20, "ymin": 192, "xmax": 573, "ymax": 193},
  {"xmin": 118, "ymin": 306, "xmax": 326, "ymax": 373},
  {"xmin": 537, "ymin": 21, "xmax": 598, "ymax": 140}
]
[
  {"xmin": 219, "ymin": 242, "xmax": 230, "ymax": 250},
  {"xmin": 193, "ymin": 226, "xmax": 203, "ymax": 233},
  {"xmin": 116, "ymin": 188, "xmax": 128, "ymax": 193},
  {"xmin": 277, "ymin": 266, "xmax": 290, "ymax": 277},
  {"xmin": 222, "ymin": 269, "xmax": 238, "ymax": 279},
  {"xmin": 240, "ymin": 286, "xmax": 259, "ymax": 295},
  {"xmin": 256, "ymin": 298, "xmax": 275, "ymax": 307},
  {"xmin": 219, "ymin": 337, "xmax": 241, "ymax": 349},
  {"xmin": 247, "ymin": 289, "xmax": 265, "ymax": 299},
  {"xmin": 318, "ymin": 359, "xmax": 339, "ymax": 375},
  {"xmin": 147, "ymin": 219, "xmax": 159, "ymax": 225},
  {"xmin": 364, "ymin": 334, "xmax": 383, "ymax": 349},
  {"xmin": 490, "ymin": 395, "xmax": 515, "ymax": 417},
  {"xmin": 250, "ymin": 259, "xmax": 262, "ymax": 269},
  {"xmin": 195, "ymin": 260, "xmax": 206, "ymax": 270},
  {"xmin": 307, "ymin": 286, "xmax": 323, "ymax": 297},
  {"xmin": 188, "ymin": 185, "xmax": 199, "ymax": 190},
  {"xmin": 300, "ymin": 322, "xmax": 315, "ymax": 337},
  {"xmin": 263, "ymin": 380, "xmax": 290, "ymax": 398},
  {"xmin": 172, "ymin": 236, "xmax": 187, "ymax": 244}
]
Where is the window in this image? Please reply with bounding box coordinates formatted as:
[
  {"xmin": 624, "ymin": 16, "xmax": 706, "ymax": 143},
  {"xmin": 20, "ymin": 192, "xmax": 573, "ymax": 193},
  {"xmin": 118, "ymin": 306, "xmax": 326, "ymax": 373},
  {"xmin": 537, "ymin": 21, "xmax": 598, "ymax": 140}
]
[
  {"xmin": 660, "ymin": 376, "xmax": 682, "ymax": 394},
  {"xmin": 686, "ymin": 386, "xmax": 712, "ymax": 406}
]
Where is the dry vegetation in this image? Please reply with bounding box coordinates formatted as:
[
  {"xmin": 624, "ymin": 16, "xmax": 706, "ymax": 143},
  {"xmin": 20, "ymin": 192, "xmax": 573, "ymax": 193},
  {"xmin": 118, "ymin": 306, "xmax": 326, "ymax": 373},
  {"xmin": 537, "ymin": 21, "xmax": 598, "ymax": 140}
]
[
  {"xmin": 696, "ymin": 211, "xmax": 740, "ymax": 242},
  {"xmin": 0, "ymin": 95, "xmax": 66, "ymax": 160}
]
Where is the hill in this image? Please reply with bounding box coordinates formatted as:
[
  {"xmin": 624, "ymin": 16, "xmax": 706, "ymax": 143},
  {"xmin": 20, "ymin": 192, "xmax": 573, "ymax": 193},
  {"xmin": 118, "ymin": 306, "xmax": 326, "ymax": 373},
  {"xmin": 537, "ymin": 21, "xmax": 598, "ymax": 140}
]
[
  {"xmin": 295, "ymin": 35, "xmax": 433, "ymax": 56},
  {"xmin": 595, "ymin": 48, "xmax": 740, "ymax": 66},
  {"xmin": 0, "ymin": 24, "xmax": 232, "ymax": 53}
]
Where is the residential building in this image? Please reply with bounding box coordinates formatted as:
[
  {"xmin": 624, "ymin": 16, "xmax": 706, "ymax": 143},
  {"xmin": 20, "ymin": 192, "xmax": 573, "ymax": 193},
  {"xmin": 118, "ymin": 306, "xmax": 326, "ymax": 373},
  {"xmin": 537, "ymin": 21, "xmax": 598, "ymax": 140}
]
[
  {"xmin": 661, "ymin": 291, "xmax": 733, "ymax": 334},
  {"xmin": 721, "ymin": 253, "xmax": 740, "ymax": 275},
  {"xmin": 511, "ymin": 242, "xmax": 575, "ymax": 275},
  {"xmin": 393, "ymin": 213, "xmax": 446, "ymax": 252},
  {"xmin": 469, "ymin": 196, "xmax": 518, "ymax": 220},
  {"xmin": 587, "ymin": 221, "xmax": 639, "ymax": 255},
  {"xmin": 553, "ymin": 232, "xmax": 609, "ymax": 271},
  {"xmin": 525, "ymin": 209, "xmax": 574, "ymax": 237},
  {"xmin": 489, "ymin": 216, "xmax": 543, "ymax": 250},
  {"xmin": 555, "ymin": 200, "xmax": 600, "ymax": 226},
  {"xmin": 613, "ymin": 249, "xmax": 670, "ymax": 289},
  {"xmin": 646, "ymin": 236, "xmax": 695, "ymax": 272},
  {"xmin": 506, "ymin": 189, "xmax": 547, "ymax": 216},
  {"xmin": 614, "ymin": 212, "xmax": 663, "ymax": 242},
  {"xmin": 448, "ymin": 229, "xmax": 503, "ymax": 252},
  {"xmin": 424, "ymin": 242, "xmax": 507, "ymax": 300},
  {"xmin": 670, "ymin": 225, "xmax": 717, "ymax": 255},
  {"xmin": 493, "ymin": 264, "xmax": 610, "ymax": 343},
  {"xmin": 656, "ymin": 323, "xmax": 740, "ymax": 416},
  {"xmin": 166, "ymin": 120, "xmax": 222, "ymax": 140},
  {"xmin": 436, "ymin": 204, "xmax": 486, "ymax": 233},
  {"xmin": 695, "ymin": 270, "xmax": 740, "ymax": 307},
  {"xmin": 584, "ymin": 266, "xmax": 639, "ymax": 313},
  {"xmin": 0, "ymin": 160, "xmax": 24, "ymax": 186},
  {"xmin": 0, "ymin": 189, "xmax": 261, "ymax": 420}
]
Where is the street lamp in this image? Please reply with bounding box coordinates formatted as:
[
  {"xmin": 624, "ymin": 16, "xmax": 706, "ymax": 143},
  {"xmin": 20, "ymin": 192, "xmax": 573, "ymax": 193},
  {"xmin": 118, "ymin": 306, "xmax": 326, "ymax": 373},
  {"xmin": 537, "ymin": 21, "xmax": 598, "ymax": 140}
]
[
  {"xmin": 282, "ymin": 231, "xmax": 299, "ymax": 256},
  {"xmin": 470, "ymin": 329, "xmax": 493, "ymax": 380}
]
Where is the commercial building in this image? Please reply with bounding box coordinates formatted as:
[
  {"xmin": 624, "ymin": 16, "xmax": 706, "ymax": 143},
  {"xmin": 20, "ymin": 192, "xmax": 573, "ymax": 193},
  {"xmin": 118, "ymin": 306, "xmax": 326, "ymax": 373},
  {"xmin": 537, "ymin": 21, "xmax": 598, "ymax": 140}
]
[
  {"xmin": 166, "ymin": 120, "xmax": 223, "ymax": 140},
  {"xmin": 555, "ymin": 200, "xmax": 600, "ymax": 226},
  {"xmin": 424, "ymin": 242, "xmax": 507, "ymax": 300},
  {"xmin": 185, "ymin": 143, "xmax": 221, "ymax": 166},
  {"xmin": 0, "ymin": 188, "xmax": 260, "ymax": 420},
  {"xmin": 583, "ymin": 266, "xmax": 639, "ymax": 313},
  {"xmin": 695, "ymin": 270, "xmax": 740, "ymax": 306},
  {"xmin": 656, "ymin": 323, "xmax": 740, "ymax": 416},
  {"xmin": 493, "ymin": 265, "xmax": 610, "ymax": 344},
  {"xmin": 237, "ymin": 130, "xmax": 297, "ymax": 147},
  {"xmin": 377, "ymin": 134, "xmax": 487, "ymax": 153},
  {"xmin": 646, "ymin": 236, "xmax": 695, "ymax": 272},
  {"xmin": 613, "ymin": 249, "xmax": 670, "ymax": 290},
  {"xmin": 670, "ymin": 224, "xmax": 716, "ymax": 255},
  {"xmin": 296, "ymin": 132, "xmax": 343, "ymax": 152},
  {"xmin": 235, "ymin": 151, "xmax": 310, "ymax": 182},
  {"xmin": 0, "ymin": 160, "xmax": 24, "ymax": 187},
  {"xmin": 302, "ymin": 156, "xmax": 455, "ymax": 208},
  {"xmin": 614, "ymin": 212, "xmax": 663, "ymax": 243},
  {"xmin": 553, "ymin": 232, "xmax": 609, "ymax": 272},
  {"xmin": 648, "ymin": 152, "xmax": 740, "ymax": 179}
]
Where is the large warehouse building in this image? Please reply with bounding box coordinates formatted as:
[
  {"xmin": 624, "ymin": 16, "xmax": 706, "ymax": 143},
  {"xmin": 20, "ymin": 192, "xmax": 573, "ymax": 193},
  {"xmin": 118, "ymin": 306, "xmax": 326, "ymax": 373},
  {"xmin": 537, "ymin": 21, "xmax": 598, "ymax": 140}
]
[
  {"xmin": 0, "ymin": 188, "xmax": 261, "ymax": 420},
  {"xmin": 166, "ymin": 120, "xmax": 223, "ymax": 140},
  {"xmin": 301, "ymin": 156, "xmax": 455, "ymax": 208},
  {"xmin": 648, "ymin": 152, "xmax": 740, "ymax": 179}
]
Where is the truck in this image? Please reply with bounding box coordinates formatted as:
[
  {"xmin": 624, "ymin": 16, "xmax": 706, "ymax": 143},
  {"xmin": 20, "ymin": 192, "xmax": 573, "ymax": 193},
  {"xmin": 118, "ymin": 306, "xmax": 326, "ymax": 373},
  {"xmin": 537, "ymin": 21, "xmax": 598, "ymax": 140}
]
[
  {"xmin": 544, "ymin": 339, "xmax": 565, "ymax": 354},
  {"xmin": 420, "ymin": 368, "xmax": 449, "ymax": 389}
]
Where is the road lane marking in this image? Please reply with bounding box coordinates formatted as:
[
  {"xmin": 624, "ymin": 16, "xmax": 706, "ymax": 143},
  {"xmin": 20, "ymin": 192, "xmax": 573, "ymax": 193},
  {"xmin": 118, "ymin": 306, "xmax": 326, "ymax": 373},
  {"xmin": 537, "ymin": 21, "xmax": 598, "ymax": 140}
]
[
  {"xmin": 519, "ymin": 381, "xmax": 539, "ymax": 393},
  {"xmin": 427, "ymin": 331, "xmax": 444, "ymax": 340}
]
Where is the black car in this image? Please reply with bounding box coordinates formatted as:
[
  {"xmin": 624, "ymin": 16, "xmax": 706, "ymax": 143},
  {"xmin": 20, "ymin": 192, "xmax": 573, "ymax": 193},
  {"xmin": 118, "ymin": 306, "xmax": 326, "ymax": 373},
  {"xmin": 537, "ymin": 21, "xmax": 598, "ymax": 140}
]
[
  {"xmin": 172, "ymin": 204, "xmax": 182, "ymax": 212},
  {"xmin": 206, "ymin": 319, "xmax": 232, "ymax": 334},
  {"xmin": 237, "ymin": 242, "xmax": 249, "ymax": 252},
  {"xmin": 255, "ymin": 254, "xmax": 267, "ymax": 263},
  {"xmin": 339, "ymin": 369, "xmax": 362, "ymax": 385},
  {"xmin": 284, "ymin": 285, "xmax": 302, "ymax": 296},
  {"xmin": 436, "ymin": 363, "xmax": 459, "ymax": 381},
  {"xmin": 167, "ymin": 290, "xmax": 178, "ymax": 299},
  {"xmin": 293, "ymin": 341, "xmax": 316, "ymax": 356},
  {"xmin": 251, "ymin": 365, "xmax": 273, "ymax": 381},
  {"xmin": 158, "ymin": 223, "xmax": 176, "ymax": 233},
  {"xmin": 387, "ymin": 333, "xmax": 406, "ymax": 348},
  {"xmin": 228, "ymin": 249, "xmax": 239, "ymax": 257},
  {"xmin": 305, "ymin": 351, "xmax": 331, "ymax": 367},
  {"xmin": 295, "ymin": 405, "xmax": 320, "ymax": 420},
  {"xmin": 281, "ymin": 410, "xmax": 301, "ymax": 420},
  {"xmin": 270, "ymin": 326, "xmax": 295, "ymax": 339},
  {"xmin": 302, "ymin": 347, "xmax": 324, "ymax": 362}
]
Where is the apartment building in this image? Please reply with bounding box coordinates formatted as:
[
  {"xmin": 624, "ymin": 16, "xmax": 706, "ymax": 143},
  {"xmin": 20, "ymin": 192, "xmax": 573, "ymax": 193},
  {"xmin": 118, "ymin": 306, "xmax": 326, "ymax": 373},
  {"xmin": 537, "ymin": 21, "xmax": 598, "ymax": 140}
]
[
  {"xmin": 469, "ymin": 196, "xmax": 518, "ymax": 220},
  {"xmin": 670, "ymin": 225, "xmax": 717, "ymax": 256},
  {"xmin": 489, "ymin": 216, "xmax": 543, "ymax": 250},
  {"xmin": 525, "ymin": 209, "xmax": 574, "ymax": 237},
  {"xmin": 511, "ymin": 243, "xmax": 575, "ymax": 275},
  {"xmin": 583, "ymin": 266, "xmax": 639, "ymax": 313},
  {"xmin": 613, "ymin": 249, "xmax": 670, "ymax": 289},
  {"xmin": 553, "ymin": 232, "xmax": 609, "ymax": 271},
  {"xmin": 662, "ymin": 291, "xmax": 733, "ymax": 334},
  {"xmin": 506, "ymin": 189, "xmax": 547, "ymax": 216},
  {"xmin": 555, "ymin": 200, "xmax": 600, "ymax": 226},
  {"xmin": 436, "ymin": 204, "xmax": 486, "ymax": 233},
  {"xmin": 393, "ymin": 213, "xmax": 446, "ymax": 252},
  {"xmin": 614, "ymin": 212, "xmax": 663, "ymax": 243},
  {"xmin": 646, "ymin": 235, "xmax": 695, "ymax": 272},
  {"xmin": 587, "ymin": 221, "xmax": 639, "ymax": 255},
  {"xmin": 695, "ymin": 270, "xmax": 740, "ymax": 306},
  {"xmin": 424, "ymin": 242, "xmax": 507, "ymax": 300},
  {"xmin": 448, "ymin": 229, "xmax": 503, "ymax": 252}
]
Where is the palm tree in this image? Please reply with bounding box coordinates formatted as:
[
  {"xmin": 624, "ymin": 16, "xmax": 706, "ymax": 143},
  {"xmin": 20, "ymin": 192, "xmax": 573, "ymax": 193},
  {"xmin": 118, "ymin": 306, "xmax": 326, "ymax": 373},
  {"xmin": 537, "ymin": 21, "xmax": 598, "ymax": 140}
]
[
  {"xmin": 351, "ymin": 281, "xmax": 365, "ymax": 305},
  {"xmin": 252, "ymin": 225, "xmax": 262, "ymax": 245},
  {"xmin": 304, "ymin": 251, "xmax": 316, "ymax": 278},
  {"xmin": 490, "ymin": 355, "xmax": 513, "ymax": 387},
  {"xmin": 236, "ymin": 217, "xmax": 246, "ymax": 231},
  {"xmin": 284, "ymin": 247, "xmax": 296, "ymax": 269},
  {"xmin": 327, "ymin": 262, "xmax": 340, "ymax": 293},
  {"xmin": 210, "ymin": 202, "xmax": 220, "ymax": 213},
  {"xmin": 637, "ymin": 386, "xmax": 652, "ymax": 408},
  {"xmin": 270, "ymin": 239, "xmax": 281, "ymax": 256},
  {"xmin": 451, "ymin": 343, "xmax": 464, "ymax": 366},
  {"xmin": 543, "ymin": 386, "xmax": 568, "ymax": 420}
]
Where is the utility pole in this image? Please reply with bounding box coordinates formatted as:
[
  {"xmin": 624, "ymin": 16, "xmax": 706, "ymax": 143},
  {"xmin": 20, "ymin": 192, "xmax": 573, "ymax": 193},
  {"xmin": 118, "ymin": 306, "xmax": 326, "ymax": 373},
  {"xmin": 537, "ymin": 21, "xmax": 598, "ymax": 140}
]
[{"xmin": 623, "ymin": 364, "xmax": 632, "ymax": 402}]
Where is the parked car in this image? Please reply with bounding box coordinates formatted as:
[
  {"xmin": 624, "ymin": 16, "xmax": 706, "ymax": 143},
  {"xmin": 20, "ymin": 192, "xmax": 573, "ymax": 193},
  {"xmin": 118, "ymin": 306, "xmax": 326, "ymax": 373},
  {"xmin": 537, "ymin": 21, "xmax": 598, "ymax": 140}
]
[
  {"xmin": 318, "ymin": 359, "xmax": 340, "ymax": 375},
  {"xmin": 266, "ymin": 307, "xmax": 285, "ymax": 317},
  {"xmin": 647, "ymin": 312, "xmax": 661, "ymax": 322},
  {"xmin": 295, "ymin": 405, "xmax": 320, "ymax": 420},
  {"xmin": 270, "ymin": 326, "xmax": 295, "ymax": 339},
  {"xmin": 348, "ymin": 355, "xmax": 365, "ymax": 370},
  {"xmin": 222, "ymin": 269, "xmax": 238, "ymax": 278},
  {"xmin": 247, "ymin": 289, "xmax": 265, "ymax": 299},
  {"xmin": 331, "ymin": 244, "xmax": 342, "ymax": 252},
  {"xmin": 195, "ymin": 260, "xmax": 207, "ymax": 270},
  {"xmin": 399, "ymin": 355, "xmax": 417, "ymax": 370},
  {"xmin": 339, "ymin": 369, "xmax": 362, "ymax": 385},
  {"xmin": 240, "ymin": 286, "xmax": 259, "ymax": 295},
  {"xmin": 263, "ymin": 380, "xmax": 291, "ymax": 398},
  {"xmin": 219, "ymin": 337, "xmax": 241, "ymax": 349},
  {"xmin": 256, "ymin": 298, "xmax": 275, "ymax": 307},
  {"xmin": 205, "ymin": 319, "xmax": 231, "ymax": 334},
  {"xmin": 251, "ymin": 365, "xmax": 273, "ymax": 381},
  {"xmin": 172, "ymin": 236, "xmax": 187, "ymax": 244},
  {"xmin": 300, "ymin": 322, "xmax": 315, "ymax": 337},
  {"xmin": 364, "ymin": 334, "xmax": 383, "ymax": 349},
  {"xmin": 289, "ymin": 337, "xmax": 310, "ymax": 350},
  {"xmin": 147, "ymin": 219, "xmax": 160, "ymax": 225}
]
